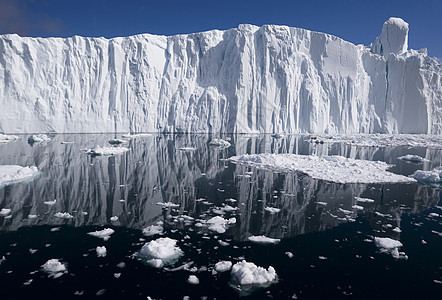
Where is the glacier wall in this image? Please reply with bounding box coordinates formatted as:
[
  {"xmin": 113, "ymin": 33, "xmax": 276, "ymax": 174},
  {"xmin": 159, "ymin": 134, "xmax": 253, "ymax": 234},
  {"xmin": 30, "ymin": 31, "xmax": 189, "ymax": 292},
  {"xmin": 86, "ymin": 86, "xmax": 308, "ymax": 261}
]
[{"xmin": 0, "ymin": 17, "xmax": 441, "ymax": 134}]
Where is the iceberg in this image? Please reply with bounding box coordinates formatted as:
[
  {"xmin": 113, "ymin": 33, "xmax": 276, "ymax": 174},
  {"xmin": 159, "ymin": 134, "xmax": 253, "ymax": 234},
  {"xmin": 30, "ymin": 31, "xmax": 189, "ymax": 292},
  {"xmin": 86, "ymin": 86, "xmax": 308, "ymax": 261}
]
[
  {"xmin": 0, "ymin": 165, "xmax": 39, "ymax": 186},
  {"xmin": 0, "ymin": 18, "xmax": 440, "ymax": 134},
  {"xmin": 138, "ymin": 237, "xmax": 184, "ymax": 267}
]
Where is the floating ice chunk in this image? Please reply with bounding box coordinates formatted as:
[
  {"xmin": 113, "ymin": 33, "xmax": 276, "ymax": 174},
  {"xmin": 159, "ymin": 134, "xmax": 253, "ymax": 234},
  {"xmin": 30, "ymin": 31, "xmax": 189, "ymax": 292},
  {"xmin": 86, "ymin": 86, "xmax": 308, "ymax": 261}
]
[
  {"xmin": 0, "ymin": 208, "xmax": 11, "ymax": 216},
  {"xmin": 87, "ymin": 228, "xmax": 115, "ymax": 241},
  {"xmin": 231, "ymin": 260, "xmax": 277, "ymax": 286},
  {"xmin": 410, "ymin": 167, "xmax": 442, "ymax": 183},
  {"xmin": 108, "ymin": 139, "xmax": 127, "ymax": 145},
  {"xmin": 110, "ymin": 216, "xmax": 118, "ymax": 222},
  {"xmin": 271, "ymin": 133, "xmax": 285, "ymax": 139},
  {"xmin": 316, "ymin": 202, "xmax": 327, "ymax": 206},
  {"xmin": 355, "ymin": 197, "xmax": 375, "ymax": 203},
  {"xmin": 285, "ymin": 252, "xmax": 294, "ymax": 258},
  {"xmin": 142, "ymin": 225, "xmax": 164, "ymax": 237},
  {"xmin": 0, "ymin": 134, "xmax": 18, "ymax": 143},
  {"xmin": 86, "ymin": 145, "xmax": 129, "ymax": 156},
  {"xmin": 398, "ymin": 155, "xmax": 429, "ymax": 163},
  {"xmin": 352, "ymin": 205, "xmax": 364, "ymax": 210},
  {"xmin": 121, "ymin": 133, "xmax": 151, "ymax": 138},
  {"xmin": 206, "ymin": 216, "xmax": 236, "ymax": 234},
  {"xmin": 392, "ymin": 227, "xmax": 402, "ymax": 233},
  {"xmin": 215, "ymin": 261, "xmax": 233, "ymax": 272},
  {"xmin": 139, "ymin": 237, "xmax": 183, "ymax": 267},
  {"xmin": 96, "ymin": 246, "xmax": 107, "ymax": 257},
  {"xmin": 179, "ymin": 147, "xmax": 196, "ymax": 152},
  {"xmin": 264, "ymin": 207, "xmax": 281, "ymax": 214},
  {"xmin": 375, "ymin": 212, "xmax": 392, "ymax": 218},
  {"xmin": 229, "ymin": 154, "xmax": 415, "ymax": 184},
  {"xmin": 44, "ymin": 199, "xmax": 57, "ymax": 205},
  {"xmin": 28, "ymin": 214, "xmax": 37, "ymax": 219},
  {"xmin": 187, "ymin": 275, "xmax": 200, "ymax": 284},
  {"xmin": 28, "ymin": 134, "xmax": 51, "ymax": 144},
  {"xmin": 0, "ymin": 165, "xmax": 39, "ymax": 186},
  {"xmin": 247, "ymin": 235, "xmax": 280, "ymax": 244},
  {"xmin": 156, "ymin": 202, "xmax": 179, "ymax": 208},
  {"xmin": 374, "ymin": 237, "xmax": 402, "ymax": 249},
  {"xmin": 60, "ymin": 141, "xmax": 74, "ymax": 144},
  {"xmin": 54, "ymin": 212, "xmax": 73, "ymax": 219},
  {"xmin": 209, "ymin": 139, "xmax": 231, "ymax": 148},
  {"xmin": 42, "ymin": 259, "xmax": 67, "ymax": 278}
]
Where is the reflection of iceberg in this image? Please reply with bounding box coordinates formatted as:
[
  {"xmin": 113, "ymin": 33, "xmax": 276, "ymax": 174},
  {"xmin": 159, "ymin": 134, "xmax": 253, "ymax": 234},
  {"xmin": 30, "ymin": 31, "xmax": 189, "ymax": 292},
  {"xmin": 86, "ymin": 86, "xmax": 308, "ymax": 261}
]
[{"xmin": 0, "ymin": 134, "xmax": 439, "ymax": 243}]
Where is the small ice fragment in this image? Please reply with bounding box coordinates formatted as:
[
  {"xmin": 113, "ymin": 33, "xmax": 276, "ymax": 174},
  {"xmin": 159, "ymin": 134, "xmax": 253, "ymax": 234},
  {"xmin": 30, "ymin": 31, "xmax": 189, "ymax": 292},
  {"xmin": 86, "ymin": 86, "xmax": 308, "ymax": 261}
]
[
  {"xmin": 116, "ymin": 262, "xmax": 126, "ymax": 268},
  {"xmin": 0, "ymin": 208, "xmax": 11, "ymax": 216},
  {"xmin": 54, "ymin": 212, "xmax": 73, "ymax": 219},
  {"xmin": 114, "ymin": 273, "xmax": 121, "ymax": 278},
  {"xmin": 285, "ymin": 252, "xmax": 294, "ymax": 258},
  {"xmin": 142, "ymin": 225, "xmax": 164, "ymax": 237},
  {"xmin": 28, "ymin": 214, "xmax": 37, "ymax": 219},
  {"xmin": 87, "ymin": 228, "xmax": 115, "ymax": 241},
  {"xmin": 264, "ymin": 207, "xmax": 281, "ymax": 214},
  {"xmin": 392, "ymin": 227, "xmax": 402, "ymax": 233},
  {"xmin": 110, "ymin": 216, "xmax": 118, "ymax": 222},
  {"xmin": 355, "ymin": 197, "xmax": 375, "ymax": 203},
  {"xmin": 156, "ymin": 202, "xmax": 179, "ymax": 208},
  {"xmin": 215, "ymin": 261, "xmax": 232, "ymax": 272},
  {"xmin": 86, "ymin": 145, "xmax": 129, "ymax": 156},
  {"xmin": 29, "ymin": 249, "xmax": 38, "ymax": 254},
  {"xmin": 375, "ymin": 212, "xmax": 392, "ymax": 218},
  {"xmin": 231, "ymin": 260, "xmax": 277, "ymax": 285},
  {"xmin": 352, "ymin": 205, "xmax": 364, "ymax": 210},
  {"xmin": 108, "ymin": 139, "xmax": 127, "ymax": 145},
  {"xmin": 42, "ymin": 259, "xmax": 67, "ymax": 278},
  {"xmin": 209, "ymin": 139, "xmax": 231, "ymax": 148},
  {"xmin": 398, "ymin": 154, "xmax": 428, "ymax": 163},
  {"xmin": 247, "ymin": 235, "xmax": 281, "ymax": 244},
  {"xmin": 96, "ymin": 246, "xmax": 107, "ymax": 257},
  {"xmin": 187, "ymin": 275, "xmax": 200, "ymax": 284},
  {"xmin": 318, "ymin": 256, "xmax": 327, "ymax": 260},
  {"xmin": 316, "ymin": 202, "xmax": 327, "ymax": 206},
  {"xmin": 218, "ymin": 240, "xmax": 229, "ymax": 247},
  {"xmin": 179, "ymin": 147, "xmax": 196, "ymax": 152},
  {"xmin": 44, "ymin": 199, "xmax": 57, "ymax": 205}
]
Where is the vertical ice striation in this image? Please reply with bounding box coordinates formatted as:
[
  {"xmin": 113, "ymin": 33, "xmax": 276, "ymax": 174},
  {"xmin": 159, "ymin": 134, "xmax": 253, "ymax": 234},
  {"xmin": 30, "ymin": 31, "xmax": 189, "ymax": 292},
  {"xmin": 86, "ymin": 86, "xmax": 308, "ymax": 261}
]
[{"xmin": 0, "ymin": 18, "xmax": 441, "ymax": 134}]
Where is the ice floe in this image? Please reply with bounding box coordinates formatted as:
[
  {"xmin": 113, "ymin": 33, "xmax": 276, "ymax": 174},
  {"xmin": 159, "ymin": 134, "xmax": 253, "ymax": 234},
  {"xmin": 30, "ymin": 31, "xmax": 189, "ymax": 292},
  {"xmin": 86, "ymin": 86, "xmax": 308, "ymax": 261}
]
[
  {"xmin": 187, "ymin": 275, "xmax": 200, "ymax": 284},
  {"xmin": 85, "ymin": 145, "xmax": 129, "ymax": 156},
  {"xmin": 28, "ymin": 134, "xmax": 51, "ymax": 144},
  {"xmin": 410, "ymin": 167, "xmax": 442, "ymax": 184},
  {"xmin": 206, "ymin": 216, "xmax": 236, "ymax": 234},
  {"xmin": 398, "ymin": 154, "xmax": 429, "ymax": 163},
  {"xmin": 96, "ymin": 246, "xmax": 107, "ymax": 257},
  {"xmin": 374, "ymin": 237, "xmax": 408, "ymax": 259},
  {"xmin": 264, "ymin": 207, "xmax": 281, "ymax": 214},
  {"xmin": 231, "ymin": 260, "xmax": 277, "ymax": 288},
  {"xmin": 0, "ymin": 165, "xmax": 39, "ymax": 186},
  {"xmin": 0, "ymin": 134, "xmax": 18, "ymax": 143},
  {"xmin": 54, "ymin": 212, "xmax": 73, "ymax": 219},
  {"xmin": 139, "ymin": 237, "xmax": 183, "ymax": 267},
  {"xmin": 229, "ymin": 154, "xmax": 415, "ymax": 184},
  {"xmin": 247, "ymin": 235, "xmax": 281, "ymax": 244},
  {"xmin": 0, "ymin": 208, "xmax": 11, "ymax": 216},
  {"xmin": 142, "ymin": 225, "xmax": 164, "ymax": 237},
  {"xmin": 209, "ymin": 139, "xmax": 231, "ymax": 148},
  {"xmin": 42, "ymin": 259, "xmax": 67, "ymax": 278},
  {"xmin": 215, "ymin": 261, "xmax": 233, "ymax": 273},
  {"xmin": 87, "ymin": 228, "xmax": 115, "ymax": 241}
]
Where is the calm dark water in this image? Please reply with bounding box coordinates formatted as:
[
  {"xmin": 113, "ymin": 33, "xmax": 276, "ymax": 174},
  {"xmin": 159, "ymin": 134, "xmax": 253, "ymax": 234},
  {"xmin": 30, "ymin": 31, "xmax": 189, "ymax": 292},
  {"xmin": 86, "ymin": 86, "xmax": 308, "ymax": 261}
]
[{"xmin": 0, "ymin": 133, "xmax": 441, "ymax": 299}]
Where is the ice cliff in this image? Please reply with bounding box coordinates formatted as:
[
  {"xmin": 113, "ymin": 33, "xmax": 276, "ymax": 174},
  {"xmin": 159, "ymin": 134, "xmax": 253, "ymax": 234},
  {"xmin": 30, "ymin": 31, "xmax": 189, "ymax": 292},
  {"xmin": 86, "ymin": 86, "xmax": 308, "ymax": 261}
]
[{"xmin": 0, "ymin": 17, "xmax": 441, "ymax": 134}]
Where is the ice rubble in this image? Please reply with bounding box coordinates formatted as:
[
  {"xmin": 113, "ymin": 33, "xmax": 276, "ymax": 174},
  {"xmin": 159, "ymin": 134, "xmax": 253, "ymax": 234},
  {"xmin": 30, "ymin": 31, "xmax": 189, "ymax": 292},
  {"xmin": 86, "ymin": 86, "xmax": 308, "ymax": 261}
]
[
  {"xmin": 229, "ymin": 153, "xmax": 415, "ymax": 184},
  {"xmin": 139, "ymin": 237, "xmax": 184, "ymax": 267},
  {"xmin": 410, "ymin": 167, "xmax": 442, "ymax": 183},
  {"xmin": 0, "ymin": 165, "xmax": 39, "ymax": 186},
  {"xmin": 0, "ymin": 134, "xmax": 18, "ymax": 143},
  {"xmin": 0, "ymin": 18, "xmax": 440, "ymax": 134}
]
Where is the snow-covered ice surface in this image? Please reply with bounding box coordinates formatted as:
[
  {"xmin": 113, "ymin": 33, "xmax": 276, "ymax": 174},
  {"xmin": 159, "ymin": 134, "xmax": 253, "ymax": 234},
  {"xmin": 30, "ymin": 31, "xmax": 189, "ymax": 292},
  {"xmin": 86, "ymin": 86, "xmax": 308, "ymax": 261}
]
[
  {"xmin": 85, "ymin": 145, "xmax": 129, "ymax": 156},
  {"xmin": 2, "ymin": 18, "xmax": 440, "ymax": 135},
  {"xmin": 138, "ymin": 237, "xmax": 184, "ymax": 267},
  {"xmin": 0, "ymin": 165, "xmax": 39, "ymax": 186},
  {"xmin": 229, "ymin": 153, "xmax": 414, "ymax": 184}
]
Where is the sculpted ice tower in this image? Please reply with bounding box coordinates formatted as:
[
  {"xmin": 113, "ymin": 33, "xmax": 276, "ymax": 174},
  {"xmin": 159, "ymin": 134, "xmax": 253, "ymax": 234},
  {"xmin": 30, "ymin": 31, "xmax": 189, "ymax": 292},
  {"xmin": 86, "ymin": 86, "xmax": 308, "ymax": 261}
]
[{"xmin": 0, "ymin": 18, "xmax": 441, "ymax": 134}]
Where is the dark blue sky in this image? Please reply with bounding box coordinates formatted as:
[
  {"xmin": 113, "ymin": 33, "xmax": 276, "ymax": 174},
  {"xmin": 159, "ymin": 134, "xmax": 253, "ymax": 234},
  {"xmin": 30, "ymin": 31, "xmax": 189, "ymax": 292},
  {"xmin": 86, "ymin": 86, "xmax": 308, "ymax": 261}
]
[{"xmin": 0, "ymin": 0, "xmax": 441, "ymax": 58}]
